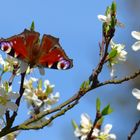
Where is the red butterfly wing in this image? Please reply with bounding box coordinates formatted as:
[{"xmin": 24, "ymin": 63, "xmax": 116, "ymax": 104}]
[
  {"xmin": 39, "ymin": 35, "xmax": 73, "ymax": 70},
  {"xmin": 0, "ymin": 29, "xmax": 72, "ymax": 70},
  {"xmin": 0, "ymin": 29, "xmax": 40, "ymax": 62}
]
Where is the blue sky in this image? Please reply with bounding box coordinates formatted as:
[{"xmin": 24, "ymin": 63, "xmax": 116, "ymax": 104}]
[{"xmin": 0, "ymin": 0, "xmax": 140, "ymax": 139}]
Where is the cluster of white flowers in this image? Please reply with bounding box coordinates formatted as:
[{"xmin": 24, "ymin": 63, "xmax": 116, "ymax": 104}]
[
  {"xmin": 74, "ymin": 113, "xmax": 116, "ymax": 140},
  {"xmin": 97, "ymin": 13, "xmax": 127, "ymax": 78},
  {"xmin": 98, "ymin": 13, "xmax": 140, "ymax": 111},
  {"xmin": 0, "ymin": 83, "xmax": 19, "ymax": 117},
  {"xmin": 0, "ymin": 55, "xmax": 19, "ymax": 74},
  {"xmin": 131, "ymin": 30, "xmax": 140, "ymax": 111},
  {"xmin": 23, "ymin": 77, "xmax": 60, "ymax": 121},
  {"xmin": 0, "ymin": 55, "xmax": 33, "ymax": 75}
]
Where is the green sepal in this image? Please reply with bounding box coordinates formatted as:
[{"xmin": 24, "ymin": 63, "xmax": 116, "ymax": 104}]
[
  {"xmin": 111, "ymin": 1, "xmax": 117, "ymax": 13},
  {"xmin": 101, "ymin": 104, "xmax": 113, "ymax": 116},
  {"xmin": 105, "ymin": 6, "xmax": 111, "ymax": 16},
  {"xmin": 96, "ymin": 98, "xmax": 101, "ymax": 112},
  {"xmin": 71, "ymin": 120, "xmax": 78, "ymax": 129},
  {"xmin": 30, "ymin": 21, "xmax": 35, "ymax": 31},
  {"xmin": 108, "ymin": 49, "xmax": 117, "ymax": 59},
  {"xmin": 111, "ymin": 16, "xmax": 116, "ymax": 27},
  {"xmin": 80, "ymin": 80, "xmax": 90, "ymax": 90},
  {"xmin": 45, "ymin": 85, "xmax": 53, "ymax": 96}
]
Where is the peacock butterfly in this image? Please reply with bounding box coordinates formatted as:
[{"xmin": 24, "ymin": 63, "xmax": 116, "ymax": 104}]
[{"xmin": 0, "ymin": 29, "xmax": 73, "ymax": 70}]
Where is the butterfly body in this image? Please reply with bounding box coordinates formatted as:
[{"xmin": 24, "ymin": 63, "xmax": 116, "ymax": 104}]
[{"xmin": 0, "ymin": 29, "xmax": 73, "ymax": 70}]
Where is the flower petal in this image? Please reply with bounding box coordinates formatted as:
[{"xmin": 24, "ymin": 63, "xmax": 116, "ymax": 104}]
[
  {"xmin": 80, "ymin": 113, "xmax": 92, "ymax": 128},
  {"xmin": 103, "ymin": 124, "xmax": 112, "ymax": 134},
  {"xmin": 8, "ymin": 92, "xmax": 19, "ymax": 99},
  {"xmin": 74, "ymin": 128, "xmax": 82, "ymax": 137},
  {"xmin": 110, "ymin": 67, "xmax": 116, "ymax": 78},
  {"xmin": 116, "ymin": 21, "xmax": 125, "ymax": 28},
  {"xmin": 131, "ymin": 31, "xmax": 140, "ymax": 40},
  {"xmin": 6, "ymin": 102, "xmax": 18, "ymax": 111},
  {"xmin": 132, "ymin": 41, "xmax": 140, "ymax": 51},
  {"xmin": 137, "ymin": 102, "xmax": 140, "ymax": 111},
  {"xmin": 0, "ymin": 105, "xmax": 6, "ymax": 116},
  {"xmin": 108, "ymin": 134, "xmax": 117, "ymax": 140},
  {"xmin": 132, "ymin": 88, "xmax": 140, "ymax": 99},
  {"xmin": 97, "ymin": 15, "xmax": 108, "ymax": 22},
  {"xmin": 0, "ymin": 55, "xmax": 5, "ymax": 65}
]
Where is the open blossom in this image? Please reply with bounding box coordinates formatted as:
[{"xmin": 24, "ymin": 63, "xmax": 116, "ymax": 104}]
[
  {"xmin": 0, "ymin": 55, "xmax": 19, "ymax": 73},
  {"xmin": 108, "ymin": 40, "xmax": 127, "ymax": 78},
  {"xmin": 98, "ymin": 14, "xmax": 124, "ymax": 28},
  {"xmin": 73, "ymin": 113, "xmax": 116, "ymax": 140},
  {"xmin": 23, "ymin": 77, "xmax": 60, "ymax": 111},
  {"xmin": 132, "ymin": 88, "xmax": 140, "ymax": 111},
  {"xmin": 109, "ymin": 40, "xmax": 127, "ymax": 65},
  {"xmin": 131, "ymin": 31, "xmax": 140, "ymax": 51},
  {"xmin": 0, "ymin": 83, "xmax": 19, "ymax": 116}
]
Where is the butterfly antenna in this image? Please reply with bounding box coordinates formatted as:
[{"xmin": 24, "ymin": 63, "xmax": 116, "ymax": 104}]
[{"xmin": 30, "ymin": 21, "xmax": 35, "ymax": 31}]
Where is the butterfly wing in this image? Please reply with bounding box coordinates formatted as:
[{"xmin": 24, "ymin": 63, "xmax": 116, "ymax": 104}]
[
  {"xmin": 39, "ymin": 35, "xmax": 73, "ymax": 70},
  {"xmin": 0, "ymin": 29, "xmax": 40, "ymax": 61}
]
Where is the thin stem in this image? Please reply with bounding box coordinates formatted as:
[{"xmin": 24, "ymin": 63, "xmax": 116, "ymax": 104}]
[{"xmin": 128, "ymin": 119, "xmax": 140, "ymax": 140}]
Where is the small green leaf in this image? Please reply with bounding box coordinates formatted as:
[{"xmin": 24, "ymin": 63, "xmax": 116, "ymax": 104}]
[
  {"xmin": 71, "ymin": 120, "xmax": 78, "ymax": 129},
  {"xmin": 85, "ymin": 80, "xmax": 90, "ymax": 88},
  {"xmin": 80, "ymin": 80, "xmax": 90, "ymax": 90},
  {"xmin": 105, "ymin": 6, "xmax": 111, "ymax": 16},
  {"xmin": 101, "ymin": 104, "xmax": 113, "ymax": 116},
  {"xmin": 45, "ymin": 86, "xmax": 53, "ymax": 96},
  {"xmin": 111, "ymin": 16, "xmax": 116, "ymax": 27},
  {"xmin": 30, "ymin": 21, "xmax": 35, "ymax": 31},
  {"xmin": 96, "ymin": 98, "xmax": 101, "ymax": 111},
  {"xmin": 108, "ymin": 49, "xmax": 117, "ymax": 59},
  {"xmin": 80, "ymin": 81, "xmax": 86, "ymax": 89},
  {"xmin": 111, "ymin": 1, "xmax": 117, "ymax": 13}
]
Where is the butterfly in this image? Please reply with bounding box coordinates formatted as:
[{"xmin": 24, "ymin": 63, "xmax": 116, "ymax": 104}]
[{"xmin": 0, "ymin": 29, "xmax": 73, "ymax": 72}]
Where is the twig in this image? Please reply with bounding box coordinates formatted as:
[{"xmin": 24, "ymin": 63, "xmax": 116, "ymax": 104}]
[
  {"xmin": 97, "ymin": 70, "xmax": 140, "ymax": 87},
  {"xmin": 128, "ymin": 119, "xmax": 140, "ymax": 140},
  {"xmin": 87, "ymin": 111, "xmax": 102, "ymax": 140},
  {"xmin": 0, "ymin": 67, "xmax": 139, "ymax": 138}
]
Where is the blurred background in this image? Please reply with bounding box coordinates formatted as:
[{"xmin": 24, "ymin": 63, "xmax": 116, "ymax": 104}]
[{"xmin": 0, "ymin": 0, "xmax": 140, "ymax": 139}]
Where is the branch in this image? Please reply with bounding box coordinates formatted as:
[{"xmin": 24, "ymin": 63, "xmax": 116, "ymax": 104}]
[
  {"xmin": 19, "ymin": 99, "xmax": 79, "ymax": 130},
  {"xmin": 128, "ymin": 119, "xmax": 140, "ymax": 140},
  {"xmin": 0, "ymin": 68, "xmax": 140, "ymax": 137},
  {"xmin": 97, "ymin": 69, "xmax": 140, "ymax": 87}
]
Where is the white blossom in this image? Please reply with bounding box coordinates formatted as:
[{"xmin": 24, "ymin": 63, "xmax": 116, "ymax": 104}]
[
  {"xmin": 0, "ymin": 84, "xmax": 19, "ymax": 116},
  {"xmin": 132, "ymin": 88, "xmax": 140, "ymax": 110},
  {"xmin": 97, "ymin": 14, "xmax": 124, "ymax": 27},
  {"xmin": 108, "ymin": 40, "xmax": 127, "ymax": 78},
  {"xmin": 99, "ymin": 124, "xmax": 116, "ymax": 140},
  {"xmin": 0, "ymin": 55, "xmax": 19, "ymax": 74},
  {"xmin": 131, "ymin": 31, "xmax": 140, "ymax": 51},
  {"xmin": 24, "ymin": 78, "xmax": 60, "ymax": 113},
  {"xmin": 74, "ymin": 113, "xmax": 116, "ymax": 140}
]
